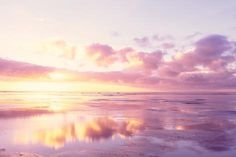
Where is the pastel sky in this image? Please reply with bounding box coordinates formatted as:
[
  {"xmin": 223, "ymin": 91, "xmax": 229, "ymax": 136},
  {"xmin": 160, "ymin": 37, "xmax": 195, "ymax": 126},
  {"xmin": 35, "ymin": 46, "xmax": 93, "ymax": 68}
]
[{"xmin": 0, "ymin": 0, "xmax": 236, "ymax": 91}]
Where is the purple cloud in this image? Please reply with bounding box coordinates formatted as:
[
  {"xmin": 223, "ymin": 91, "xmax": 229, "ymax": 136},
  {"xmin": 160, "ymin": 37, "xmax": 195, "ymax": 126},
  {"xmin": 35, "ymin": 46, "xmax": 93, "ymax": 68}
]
[{"xmin": 133, "ymin": 34, "xmax": 175, "ymax": 49}]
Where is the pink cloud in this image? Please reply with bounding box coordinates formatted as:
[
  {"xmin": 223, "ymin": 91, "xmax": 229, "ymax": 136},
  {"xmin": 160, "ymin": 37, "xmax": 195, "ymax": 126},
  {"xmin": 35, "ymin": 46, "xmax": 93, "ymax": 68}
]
[
  {"xmin": 0, "ymin": 58, "xmax": 54, "ymax": 79},
  {"xmin": 86, "ymin": 43, "xmax": 116, "ymax": 66},
  {"xmin": 124, "ymin": 51, "xmax": 163, "ymax": 73},
  {"xmin": 86, "ymin": 43, "xmax": 163, "ymax": 72}
]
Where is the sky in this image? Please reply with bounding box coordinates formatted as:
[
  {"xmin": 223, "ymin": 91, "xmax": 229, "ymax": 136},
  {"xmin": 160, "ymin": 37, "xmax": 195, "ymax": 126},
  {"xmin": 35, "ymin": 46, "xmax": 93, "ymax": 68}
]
[{"xmin": 0, "ymin": 0, "xmax": 236, "ymax": 91}]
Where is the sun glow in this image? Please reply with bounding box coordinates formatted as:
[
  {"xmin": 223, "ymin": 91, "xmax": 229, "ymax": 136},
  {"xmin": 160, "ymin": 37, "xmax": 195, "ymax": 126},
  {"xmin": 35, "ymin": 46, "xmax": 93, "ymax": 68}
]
[
  {"xmin": 3, "ymin": 80, "xmax": 145, "ymax": 92},
  {"xmin": 49, "ymin": 72, "xmax": 67, "ymax": 80},
  {"xmin": 14, "ymin": 81, "xmax": 72, "ymax": 92}
]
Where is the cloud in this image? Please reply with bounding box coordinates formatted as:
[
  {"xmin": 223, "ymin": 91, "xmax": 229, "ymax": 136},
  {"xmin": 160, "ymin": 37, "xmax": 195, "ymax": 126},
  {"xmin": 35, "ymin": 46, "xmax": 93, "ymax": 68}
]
[
  {"xmin": 0, "ymin": 58, "xmax": 54, "ymax": 79},
  {"xmin": 133, "ymin": 37, "xmax": 151, "ymax": 47},
  {"xmin": 41, "ymin": 39, "xmax": 76, "ymax": 60},
  {"xmin": 177, "ymin": 35, "xmax": 235, "ymax": 71},
  {"xmin": 86, "ymin": 43, "xmax": 116, "ymax": 66},
  {"xmin": 168, "ymin": 34, "xmax": 236, "ymax": 89},
  {"xmin": 85, "ymin": 43, "xmax": 163, "ymax": 73},
  {"xmin": 195, "ymin": 35, "xmax": 232, "ymax": 56},
  {"xmin": 124, "ymin": 50, "xmax": 163, "ymax": 73},
  {"xmin": 161, "ymin": 42, "xmax": 175, "ymax": 49},
  {"xmin": 133, "ymin": 34, "xmax": 175, "ymax": 50}
]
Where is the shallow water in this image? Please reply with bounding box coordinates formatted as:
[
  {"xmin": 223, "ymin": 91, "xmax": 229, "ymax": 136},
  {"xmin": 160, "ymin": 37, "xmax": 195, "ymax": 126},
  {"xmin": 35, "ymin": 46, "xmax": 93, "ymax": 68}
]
[{"xmin": 0, "ymin": 91, "xmax": 236, "ymax": 157}]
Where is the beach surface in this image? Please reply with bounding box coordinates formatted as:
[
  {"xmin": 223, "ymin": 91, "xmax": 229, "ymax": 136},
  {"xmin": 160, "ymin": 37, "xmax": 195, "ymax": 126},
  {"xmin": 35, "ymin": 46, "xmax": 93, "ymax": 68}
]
[{"xmin": 0, "ymin": 91, "xmax": 236, "ymax": 157}]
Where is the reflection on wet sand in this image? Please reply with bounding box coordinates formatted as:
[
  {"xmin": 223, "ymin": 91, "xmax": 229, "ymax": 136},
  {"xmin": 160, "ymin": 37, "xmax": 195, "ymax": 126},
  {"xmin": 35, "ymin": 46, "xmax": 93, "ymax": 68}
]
[
  {"xmin": 177, "ymin": 119, "xmax": 236, "ymax": 152},
  {"xmin": 1, "ymin": 92, "xmax": 236, "ymax": 157},
  {"xmin": 15, "ymin": 117, "xmax": 144, "ymax": 149},
  {"xmin": 0, "ymin": 151, "xmax": 43, "ymax": 157},
  {"xmin": 142, "ymin": 109, "xmax": 236, "ymax": 154},
  {"xmin": 0, "ymin": 108, "xmax": 52, "ymax": 119}
]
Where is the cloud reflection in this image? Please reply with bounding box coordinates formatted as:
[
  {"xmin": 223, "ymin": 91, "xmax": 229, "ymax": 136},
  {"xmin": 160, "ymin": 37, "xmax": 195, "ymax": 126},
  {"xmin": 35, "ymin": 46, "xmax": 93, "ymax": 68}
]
[
  {"xmin": 143, "ymin": 107, "xmax": 236, "ymax": 152},
  {"xmin": 176, "ymin": 119, "xmax": 235, "ymax": 151},
  {"xmin": 15, "ymin": 117, "xmax": 144, "ymax": 149}
]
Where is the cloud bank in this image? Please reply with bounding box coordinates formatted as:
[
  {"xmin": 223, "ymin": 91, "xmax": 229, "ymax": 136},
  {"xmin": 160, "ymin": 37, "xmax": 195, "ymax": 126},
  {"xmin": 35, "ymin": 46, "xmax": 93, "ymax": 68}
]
[{"xmin": 0, "ymin": 34, "xmax": 235, "ymax": 91}]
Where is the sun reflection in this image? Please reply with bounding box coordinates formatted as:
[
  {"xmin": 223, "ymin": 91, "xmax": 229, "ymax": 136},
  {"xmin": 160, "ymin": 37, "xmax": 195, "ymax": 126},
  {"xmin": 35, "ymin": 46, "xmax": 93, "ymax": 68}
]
[
  {"xmin": 48, "ymin": 103, "xmax": 64, "ymax": 112},
  {"xmin": 175, "ymin": 125, "xmax": 185, "ymax": 131},
  {"xmin": 14, "ymin": 117, "xmax": 144, "ymax": 149}
]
